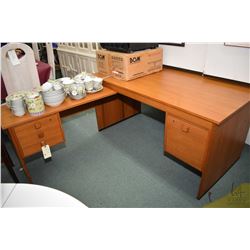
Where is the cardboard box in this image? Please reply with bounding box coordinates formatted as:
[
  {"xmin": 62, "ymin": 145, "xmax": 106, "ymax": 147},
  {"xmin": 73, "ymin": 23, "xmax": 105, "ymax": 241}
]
[
  {"xmin": 96, "ymin": 49, "xmax": 112, "ymax": 75},
  {"xmin": 110, "ymin": 47, "xmax": 163, "ymax": 81},
  {"xmin": 96, "ymin": 47, "xmax": 163, "ymax": 80}
]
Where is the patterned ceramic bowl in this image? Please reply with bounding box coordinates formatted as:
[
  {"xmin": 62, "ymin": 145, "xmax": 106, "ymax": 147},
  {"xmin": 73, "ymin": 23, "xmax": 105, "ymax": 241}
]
[{"xmin": 68, "ymin": 83, "xmax": 86, "ymax": 100}]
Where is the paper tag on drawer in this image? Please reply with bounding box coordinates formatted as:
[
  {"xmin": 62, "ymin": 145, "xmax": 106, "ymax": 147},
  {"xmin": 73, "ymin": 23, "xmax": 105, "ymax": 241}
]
[{"xmin": 42, "ymin": 145, "xmax": 52, "ymax": 159}]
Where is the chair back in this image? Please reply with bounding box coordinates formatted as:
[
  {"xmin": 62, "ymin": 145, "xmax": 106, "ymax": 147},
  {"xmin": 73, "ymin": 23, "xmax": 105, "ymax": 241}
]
[{"xmin": 1, "ymin": 43, "xmax": 40, "ymax": 95}]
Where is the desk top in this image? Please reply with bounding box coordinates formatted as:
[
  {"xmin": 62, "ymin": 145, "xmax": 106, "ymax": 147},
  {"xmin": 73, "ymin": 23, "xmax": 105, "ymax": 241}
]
[
  {"xmin": 1, "ymin": 87, "xmax": 116, "ymax": 129},
  {"xmin": 103, "ymin": 68, "xmax": 250, "ymax": 124}
]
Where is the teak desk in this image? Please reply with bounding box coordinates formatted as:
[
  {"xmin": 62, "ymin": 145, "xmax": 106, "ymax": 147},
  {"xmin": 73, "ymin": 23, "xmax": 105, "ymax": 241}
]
[
  {"xmin": 100, "ymin": 68, "xmax": 250, "ymax": 199},
  {"xmin": 2, "ymin": 68, "xmax": 250, "ymax": 199}
]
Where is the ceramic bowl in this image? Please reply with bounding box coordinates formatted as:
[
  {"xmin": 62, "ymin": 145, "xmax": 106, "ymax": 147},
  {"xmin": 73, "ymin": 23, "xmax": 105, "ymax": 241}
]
[
  {"xmin": 43, "ymin": 93, "xmax": 66, "ymax": 107},
  {"xmin": 44, "ymin": 99, "xmax": 65, "ymax": 107},
  {"xmin": 69, "ymin": 92, "xmax": 86, "ymax": 100},
  {"xmin": 68, "ymin": 83, "xmax": 86, "ymax": 100},
  {"xmin": 42, "ymin": 89, "xmax": 64, "ymax": 97}
]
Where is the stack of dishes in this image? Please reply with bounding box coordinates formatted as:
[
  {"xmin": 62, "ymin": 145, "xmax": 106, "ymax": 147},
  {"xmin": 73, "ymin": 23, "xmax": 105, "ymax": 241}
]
[
  {"xmin": 41, "ymin": 81, "xmax": 66, "ymax": 107},
  {"xmin": 25, "ymin": 91, "xmax": 45, "ymax": 116},
  {"xmin": 6, "ymin": 92, "xmax": 26, "ymax": 117}
]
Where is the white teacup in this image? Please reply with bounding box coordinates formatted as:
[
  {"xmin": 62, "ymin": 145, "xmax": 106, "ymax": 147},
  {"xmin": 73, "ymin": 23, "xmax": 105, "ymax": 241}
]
[
  {"xmin": 85, "ymin": 81, "xmax": 94, "ymax": 91},
  {"xmin": 93, "ymin": 78, "xmax": 103, "ymax": 90}
]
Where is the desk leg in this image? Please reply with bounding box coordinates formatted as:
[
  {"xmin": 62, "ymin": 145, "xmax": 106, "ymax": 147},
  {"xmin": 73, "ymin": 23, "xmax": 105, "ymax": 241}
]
[
  {"xmin": 197, "ymin": 103, "xmax": 250, "ymax": 199},
  {"xmin": 8, "ymin": 128, "xmax": 33, "ymax": 183},
  {"xmin": 95, "ymin": 95, "xmax": 141, "ymax": 130},
  {"xmin": 19, "ymin": 158, "xmax": 32, "ymax": 184}
]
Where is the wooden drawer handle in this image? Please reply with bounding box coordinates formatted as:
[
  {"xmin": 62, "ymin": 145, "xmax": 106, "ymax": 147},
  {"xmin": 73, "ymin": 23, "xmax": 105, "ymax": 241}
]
[
  {"xmin": 181, "ymin": 126, "xmax": 190, "ymax": 133},
  {"xmin": 38, "ymin": 132, "xmax": 44, "ymax": 138},
  {"xmin": 34, "ymin": 123, "xmax": 41, "ymax": 129}
]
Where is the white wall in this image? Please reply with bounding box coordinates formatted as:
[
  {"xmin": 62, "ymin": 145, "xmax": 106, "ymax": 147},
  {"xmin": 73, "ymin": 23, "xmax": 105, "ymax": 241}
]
[
  {"xmin": 160, "ymin": 43, "xmax": 250, "ymax": 145},
  {"xmin": 204, "ymin": 43, "xmax": 250, "ymax": 83},
  {"xmin": 160, "ymin": 43, "xmax": 250, "ymax": 83},
  {"xmin": 160, "ymin": 43, "xmax": 207, "ymax": 72}
]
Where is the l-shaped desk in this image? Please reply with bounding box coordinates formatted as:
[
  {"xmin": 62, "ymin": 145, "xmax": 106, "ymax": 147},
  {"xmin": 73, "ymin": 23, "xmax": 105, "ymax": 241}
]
[{"xmin": 2, "ymin": 68, "xmax": 250, "ymax": 199}]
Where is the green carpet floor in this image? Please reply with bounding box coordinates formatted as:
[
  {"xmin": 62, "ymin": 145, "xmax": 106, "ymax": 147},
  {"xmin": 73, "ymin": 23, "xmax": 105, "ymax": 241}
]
[{"xmin": 1, "ymin": 104, "xmax": 250, "ymax": 207}]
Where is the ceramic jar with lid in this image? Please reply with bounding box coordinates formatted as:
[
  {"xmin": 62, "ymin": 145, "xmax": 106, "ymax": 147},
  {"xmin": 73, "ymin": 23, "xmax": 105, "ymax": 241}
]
[{"xmin": 25, "ymin": 91, "xmax": 45, "ymax": 116}]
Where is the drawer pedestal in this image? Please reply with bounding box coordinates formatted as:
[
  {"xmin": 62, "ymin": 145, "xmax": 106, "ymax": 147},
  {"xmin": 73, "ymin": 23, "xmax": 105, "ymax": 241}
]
[
  {"xmin": 12, "ymin": 113, "xmax": 65, "ymax": 158},
  {"xmin": 164, "ymin": 103, "xmax": 250, "ymax": 199},
  {"xmin": 165, "ymin": 114, "xmax": 210, "ymax": 171},
  {"xmin": 8, "ymin": 113, "xmax": 65, "ymax": 183}
]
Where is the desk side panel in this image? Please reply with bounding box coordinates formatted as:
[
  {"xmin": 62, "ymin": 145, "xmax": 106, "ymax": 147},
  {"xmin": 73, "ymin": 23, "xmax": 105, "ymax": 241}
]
[{"xmin": 198, "ymin": 102, "xmax": 250, "ymax": 199}]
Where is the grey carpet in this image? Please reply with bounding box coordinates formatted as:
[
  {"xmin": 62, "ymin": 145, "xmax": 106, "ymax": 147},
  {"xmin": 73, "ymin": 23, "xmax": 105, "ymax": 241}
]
[{"xmin": 1, "ymin": 104, "xmax": 250, "ymax": 207}]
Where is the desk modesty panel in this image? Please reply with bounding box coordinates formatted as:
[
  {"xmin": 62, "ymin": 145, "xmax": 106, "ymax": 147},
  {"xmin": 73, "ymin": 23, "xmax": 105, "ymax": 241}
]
[{"xmin": 102, "ymin": 68, "xmax": 250, "ymax": 199}]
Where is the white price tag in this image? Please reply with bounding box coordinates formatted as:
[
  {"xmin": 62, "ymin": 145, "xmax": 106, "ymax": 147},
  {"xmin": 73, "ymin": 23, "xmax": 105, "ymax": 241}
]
[
  {"xmin": 42, "ymin": 145, "xmax": 52, "ymax": 159},
  {"xmin": 7, "ymin": 50, "xmax": 20, "ymax": 66}
]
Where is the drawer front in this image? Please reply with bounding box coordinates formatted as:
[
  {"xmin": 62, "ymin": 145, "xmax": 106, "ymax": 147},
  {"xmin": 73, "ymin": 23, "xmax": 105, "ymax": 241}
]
[
  {"xmin": 165, "ymin": 115, "xmax": 209, "ymax": 171},
  {"xmin": 14, "ymin": 114, "xmax": 64, "ymax": 157}
]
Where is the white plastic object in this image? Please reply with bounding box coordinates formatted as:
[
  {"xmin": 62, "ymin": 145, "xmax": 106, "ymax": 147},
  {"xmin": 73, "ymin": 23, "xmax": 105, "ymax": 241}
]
[{"xmin": 1, "ymin": 43, "xmax": 40, "ymax": 95}]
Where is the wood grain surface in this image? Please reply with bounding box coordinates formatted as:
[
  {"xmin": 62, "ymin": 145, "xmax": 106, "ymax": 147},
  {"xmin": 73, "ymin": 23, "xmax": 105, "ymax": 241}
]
[
  {"xmin": 102, "ymin": 68, "xmax": 250, "ymax": 124},
  {"xmin": 1, "ymin": 87, "xmax": 117, "ymax": 129}
]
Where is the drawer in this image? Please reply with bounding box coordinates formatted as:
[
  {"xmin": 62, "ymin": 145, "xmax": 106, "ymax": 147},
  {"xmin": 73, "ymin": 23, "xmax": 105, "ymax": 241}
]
[
  {"xmin": 13, "ymin": 114, "xmax": 64, "ymax": 157},
  {"xmin": 165, "ymin": 115, "xmax": 210, "ymax": 171}
]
